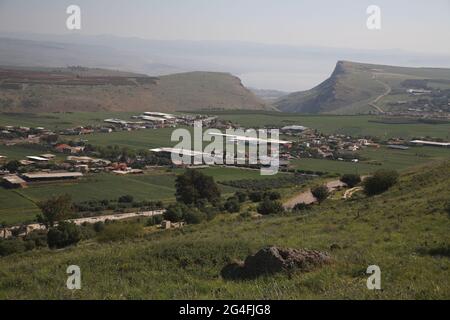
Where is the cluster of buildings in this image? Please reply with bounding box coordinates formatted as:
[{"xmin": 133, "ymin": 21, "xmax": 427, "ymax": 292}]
[{"xmin": 0, "ymin": 125, "xmax": 55, "ymax": 146}]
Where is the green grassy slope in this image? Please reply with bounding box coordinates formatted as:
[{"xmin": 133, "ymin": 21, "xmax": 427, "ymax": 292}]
[{"xmin": 0, "ymin": 161, "xmax": 449, "ymax": 299}]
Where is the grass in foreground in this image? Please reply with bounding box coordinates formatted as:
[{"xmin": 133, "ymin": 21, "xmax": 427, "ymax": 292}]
[{"xmin": 0, "ymin": 161, "xmax": 448, "ymax": 299}]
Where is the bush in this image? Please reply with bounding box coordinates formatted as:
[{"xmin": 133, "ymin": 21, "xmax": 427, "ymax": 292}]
[
  {"xmin": 183, "ymin": 208, "xmax": 207, "ymax": 224},
  {"xmin": 363, "ymin": 170, "xmax": 399, "ymax": 196},
  {"xmin": 164, "ymin": 203, "xmax": 187, "ymax": 222},
  {"xmin": 224, "ymin": 197, "xmax": 241, "ymax": 213},
  {"xmin": 0, "ymin": 238, "xmax": 26, "ymax": 256},
  {"xmin": 97, "ymin": 223, "xmax": 143, "ymax": 242},
  {"xmin": 202, "ymin": 206, "xmax": 219, "ymax": 221},
  {"xmin": 257, "ymin": 199, "xmax": 285, "ymax": 215},
  {"xmin": 47, "ymin": 222, "xmax": 81, "ymax": 249},
  {"xmin": 235, "ymin": 191, "xmax": 247, "ymax": 203},
  {"xmin": 292, "ymin": 203, "xmax": 312, "ymax": 212},
  {"xmin": 118, "ymin": 195, "xmax": 134, "ymax": 203},
  {"xmin": 24, "ymin": 230, "xmax": 48, "ymax": 248},
  {"xmin": 311, "ymin": 185, "xmax": 330, "ymax": 203},
  {"xmin": 340, "ymin": 174, "xmax": 362, "ymax": 188},
  {"xmin": 93, "ymin": 221, "xmax": 105, "ymax": 233},
  {"xmin": 146, "ymin": 215, "xmax": 164, "ymax": 226},
  {"xmin": 248, "ymin": 191, "xmax": 263, "ymax": 202},
  {"xmin": 445, "ymin": 201, "xmax": 450, "ymax": 217},
  {"xmin": 264, "ymin": 191, "xmax": 281, "ymax": 200}
]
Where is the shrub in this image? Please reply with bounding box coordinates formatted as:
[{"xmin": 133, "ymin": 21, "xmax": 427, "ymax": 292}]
[
  {"xmin": 146, "ymin": 215, "xmax": 164, "ymax": 226},
  {"xmin": 24, "ymin": 230, "xmax": 48, "ymax": 248},
  {"xmin": 235, "ymin": 191, "xmax": 247, "ymax": 203},
  {"xmin": 445, "ymin": 201, "xmax": 450, "ymax": 217},
  {"xmin": 340, "ymin": 174, "xmax": 362, "ymax": 188},
  {"xmin": 202, "ymin": 206, "xmax": 219, "ymax": 221},
  {"xmin": 164, "ymin": 203, "xmax": 187, "ymax": 222},
  {"xmin": 224, "ymin": 198, "xmax": 241, "ymax": 213},
  {"xmin": 248, "ymin": 191, "xmax": 263, "ymax": 202},
  {"xmin": 97, "ymin": 223, "xmax": 143, "ymax": 242},
  {"xmin": 93, "ymin": 221, "xmax": 105, "ymax": 233},
  {"xmin": 118, "ymin": 195, "xmax": 134, "ymax": 203},
  {"xmin": 292, "ymin": 203, "xmax": 312, "ymax": 212},
  {"xmin": 183, "ymin": 208, "xmax": 207, "ymax": 224},
  {"xmin": 47, "ymin": 222, "xmax": 81, "ymax": 249},
  {"xmin": 311, "ymin": 185, "xmax": 329, "ymax": 203},
  {"xmin": 257, "ymin": 199, "xmax": 285, "ymax": 215},
  {"xmin": 264, "ymin": 191, "xmax": 281, "ymax": 200},
  {"xmin": 363, "ymin": 170, "xmax": 399, "ymax": 196},
  {"xmin": 0, "ymin": 238, "xmax": 26, "ymax": 256}
]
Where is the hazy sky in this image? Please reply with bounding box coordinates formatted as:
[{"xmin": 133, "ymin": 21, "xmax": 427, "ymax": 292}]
[{"xmin": 0, "ymin": 0, "xmax": 449, "ymax": 54}]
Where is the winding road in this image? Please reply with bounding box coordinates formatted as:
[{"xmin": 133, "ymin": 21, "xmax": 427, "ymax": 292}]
[{"xmin": 369, "ymin": 74, "xmax": 391, "ymax": 114}]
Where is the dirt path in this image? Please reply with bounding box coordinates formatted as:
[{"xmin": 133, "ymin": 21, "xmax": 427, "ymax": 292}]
[
  {"xmin": 2, "ymin": 210, "xmax": 166, "ymax": 238},
  {"xmin": 284, "ymin": 180, "xmax": 346, "ymax": 209},
  {"xmin": 369, "ymin": 75, "xmax": 391, "ymax": 114}
]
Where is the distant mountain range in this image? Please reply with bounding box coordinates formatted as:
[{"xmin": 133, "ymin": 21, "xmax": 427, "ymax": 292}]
[
  {"xmin": 2, "ymin": 33, "xmax": 450, "ymax": 91},
  {"xmin": 0, "ymin": 66, "xmax": 266, "ymax": 113},
  {"xmin": 275, "ymin": 61, "xmax": 450, "ymax": 114}
]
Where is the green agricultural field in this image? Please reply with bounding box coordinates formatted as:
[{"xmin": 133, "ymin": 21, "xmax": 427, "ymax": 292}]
[
  {"xmin": 292, "ymin": 146, "xmax": 450, "ymax": 175},
  {"xmin": 0, "ymin": 144, "xmax": 62, "ymax": 161},
  {"xmin": 81, "ymin": 127, "xmax": 180, "ymax": 150},
  {"xmin": 0, "ymin": 112, "xmax": 139, "ymax": 129},
  {"xmin": 0, "ymin": 161, "xmax": 448, "ymax": 299},
  {"xmin": 0, "ymin": 167, "xmax": 288, "ymax": 225},
  {"xmin": 0, "ymin": 189, "xmax": 40, "ymax": 225},
  {"xmin": 196, "ymin": 111, "xmax": 450, "ymax": 140}
]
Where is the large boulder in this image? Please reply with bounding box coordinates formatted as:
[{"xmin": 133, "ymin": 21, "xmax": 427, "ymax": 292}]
[{"xmin": 221, "ymin": 246, "xmax": 332, "ymax": 280}]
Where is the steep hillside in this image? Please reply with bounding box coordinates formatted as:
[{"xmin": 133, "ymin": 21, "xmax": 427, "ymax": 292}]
[
  {"xmin": 0, "ymin": 67, "xmax": 267, "ymax": 113},
  {"xmin": 275, "ymin": 61, "xmax": 450, "ymax": 114},
  {"xmin": 0, "ymin": 161, "xmax": 449, "ymax": 299}
]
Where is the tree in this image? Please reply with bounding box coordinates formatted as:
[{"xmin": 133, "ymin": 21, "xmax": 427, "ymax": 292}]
[
  {"xmin": 257, "ymin": 199, "xmax": 285, "ymax": 215},
  {"xmin": 4, "ymin": 160, "xmax": 20, "ymax": 173},
  {"xmin": 47, "ymin": 222, "xmax": 81, "ymax": 249},
  {"xmin": 311, "ymin": 185, "xmax": 329, "ymax": 203},
  {"xmin": 37, "ymin": 194, "xmax": 73, "ymax": 228},
  {"xmin": 340, "ymin": 174, "xmax": 361, "ymax": 188},
  {"xmin": 363, "ymin": 170, "xmax": 399, "ymax": 196},
  {"xmin": 164, "ymin": 203, "xmax": 187, "ymax": 222},
  {"xmin": 175, "ymin": 169, "xmax": 221, "ymax": 205}
]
